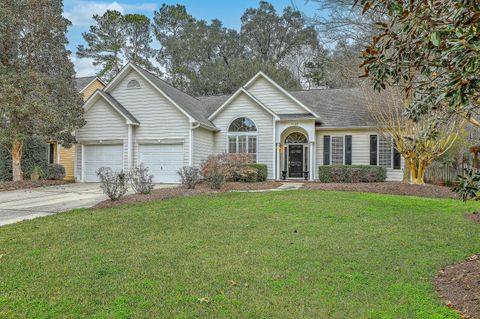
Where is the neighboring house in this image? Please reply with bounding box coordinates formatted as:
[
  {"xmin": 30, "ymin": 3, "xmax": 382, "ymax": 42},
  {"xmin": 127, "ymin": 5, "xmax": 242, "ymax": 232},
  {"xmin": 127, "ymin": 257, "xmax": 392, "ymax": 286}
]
[
  {"xmin": 75, "ymin": 62, "xmax": 404, "ymax": 183},
  {"xmin": 49, "ymin": 76, "xmax": 105, "ymax": 181}
]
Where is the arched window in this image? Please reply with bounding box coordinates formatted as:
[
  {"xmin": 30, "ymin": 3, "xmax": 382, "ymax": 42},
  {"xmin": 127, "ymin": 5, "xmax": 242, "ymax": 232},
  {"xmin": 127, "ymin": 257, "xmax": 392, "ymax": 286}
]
[
  {"xmin": 285, "ymin": 132, "xmax": 308, "ymax": 144},
  {"xmin": 127, "ymin": 79, "xmax": 140, "ymax": 89},
  {"xmin": 228, "ymin": 117, "xmax": 257, "ymax": 132},
  {"xmin": 227, "ymin": 117, "xmax": 257, "ymax": 162}
]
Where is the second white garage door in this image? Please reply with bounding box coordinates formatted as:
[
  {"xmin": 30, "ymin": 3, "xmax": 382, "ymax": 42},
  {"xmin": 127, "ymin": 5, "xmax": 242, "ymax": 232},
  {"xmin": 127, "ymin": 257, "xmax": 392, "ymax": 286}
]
[{"xmin": 138, "ymin": 144, "xmax": 184, "ymax": 183}]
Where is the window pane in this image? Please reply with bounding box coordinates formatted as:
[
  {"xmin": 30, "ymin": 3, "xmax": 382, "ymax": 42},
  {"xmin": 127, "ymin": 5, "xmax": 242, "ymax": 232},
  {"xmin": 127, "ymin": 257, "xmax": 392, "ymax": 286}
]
[
  {"xmin": 248, "ymin": 136, "xmax": 257, "ymax": 163},
  {"xmin": 378, "ymin": 136, "xmax": 392, "ymax": 168},
  {"xmin": 228, "ymin": 137, "xmax": 237, "ymax": 153},
  {"xmin": 331, "ymin": 136, "xmax": 344, "ymax": 165},
  {"xmin": 238, "ymin": 136, "xmax": 247, "ymax": 153}
]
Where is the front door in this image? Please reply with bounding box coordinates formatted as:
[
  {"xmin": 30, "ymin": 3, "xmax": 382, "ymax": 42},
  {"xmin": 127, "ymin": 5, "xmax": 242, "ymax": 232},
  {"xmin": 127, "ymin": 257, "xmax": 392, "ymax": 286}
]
[{"xmin": 288, "ymin": 145, "xmax": 303, "ymax": 178}]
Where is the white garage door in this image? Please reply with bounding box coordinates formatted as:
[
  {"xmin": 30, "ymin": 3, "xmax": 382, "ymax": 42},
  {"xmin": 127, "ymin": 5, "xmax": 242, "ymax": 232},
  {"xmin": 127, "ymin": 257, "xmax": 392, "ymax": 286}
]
[
  {"xmin": 84, "ymin": 144, "xmax": 123, "ymax": 182},
  {"xmin": 138, "ymin": 144, "xmax": 184, "ymax": 183}
]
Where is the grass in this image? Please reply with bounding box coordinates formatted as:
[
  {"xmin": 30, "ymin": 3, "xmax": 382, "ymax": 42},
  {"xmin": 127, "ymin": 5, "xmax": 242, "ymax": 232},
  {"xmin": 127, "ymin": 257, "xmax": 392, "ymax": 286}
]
[{"xmin": 1, "ymin": 190, "xmax": 479, "ymax": 318}]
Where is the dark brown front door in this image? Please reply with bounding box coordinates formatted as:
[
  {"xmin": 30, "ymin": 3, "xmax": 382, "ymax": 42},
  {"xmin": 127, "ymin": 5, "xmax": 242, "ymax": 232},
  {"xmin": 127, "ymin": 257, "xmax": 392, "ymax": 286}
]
[{"xmin": 288, "ymin": 145, "xmax": 303, "ymax": 178}]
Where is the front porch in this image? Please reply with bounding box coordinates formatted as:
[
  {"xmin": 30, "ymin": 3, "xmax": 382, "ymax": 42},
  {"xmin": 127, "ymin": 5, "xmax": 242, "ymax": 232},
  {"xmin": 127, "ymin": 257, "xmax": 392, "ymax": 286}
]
[{"xmin": 274, "ymin": 121, "xmax": 316, "ymax": 181}]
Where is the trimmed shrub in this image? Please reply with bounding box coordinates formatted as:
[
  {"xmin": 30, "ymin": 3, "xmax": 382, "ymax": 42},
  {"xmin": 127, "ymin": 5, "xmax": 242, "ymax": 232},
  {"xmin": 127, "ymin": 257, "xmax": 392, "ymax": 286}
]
[
  {"xmin": 208, "ymin": 169, "xmax": 225, "ymax": 189},
  {"xmin": 128, "ymin": 164, "xmax": 154, "ymax": 194},
  {"xmin": 234, "ymin": 164, "xmax": 267, "ymax": 182},
  {"xmin": 318, "ymin": 165, "xmax": 387, "ymax": 183},
  {"xmin": 200, "ymin": 153, "xmax": 253, "ymax": 186},
  {"xmin": 45, "ymin": 164, "xmax": 65, "ymax": 180},
  {"xmin": 0, "ymin": 136, "xmax": 48, "ymax": 181},
  {"xmin": 178, "ymin": 166, "xmax": 200, "ymax": 189},
  {"xmin": 97, "ymin": 167, "xmax": 128, "ymax": 201}
]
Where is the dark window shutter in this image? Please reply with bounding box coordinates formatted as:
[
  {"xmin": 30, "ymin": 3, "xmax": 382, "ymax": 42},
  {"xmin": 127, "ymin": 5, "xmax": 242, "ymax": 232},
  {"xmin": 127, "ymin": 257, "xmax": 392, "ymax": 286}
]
[
  {"xmin": 370, "ymin": 135, "xmax": 377, "ymax": 165},
  {"xmin": 393, "ymin": 143, "xmax": 401, "ymax": 169},
  {"xmin": 345, "ymin": 135, "xmax": 352, "ymax": 165},
  {"xmin": 323, "ymin": 135, "xmax": 330, "ymax": 165}
]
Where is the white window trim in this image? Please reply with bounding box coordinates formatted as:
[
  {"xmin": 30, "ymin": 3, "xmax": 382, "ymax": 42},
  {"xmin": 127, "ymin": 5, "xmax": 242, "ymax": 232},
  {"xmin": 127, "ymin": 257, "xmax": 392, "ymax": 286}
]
[
  {"xmin": 226, "ymin": 133, "xmax": 259, "ymax": 162},
  {"xmin": 377, "ymin": 135, "xmax": 394, "ymax": 169},
  {"xmin": 330, "ymin": 135, "xmax": 345, "ymax": 165}
]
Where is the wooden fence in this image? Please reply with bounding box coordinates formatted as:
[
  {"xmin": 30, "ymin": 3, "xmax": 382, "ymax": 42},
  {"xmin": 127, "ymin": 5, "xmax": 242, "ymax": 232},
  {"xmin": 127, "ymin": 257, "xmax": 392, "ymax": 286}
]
[{"xmin": 424, "ymin": 165, "xmax": 465, "ymax": 186}]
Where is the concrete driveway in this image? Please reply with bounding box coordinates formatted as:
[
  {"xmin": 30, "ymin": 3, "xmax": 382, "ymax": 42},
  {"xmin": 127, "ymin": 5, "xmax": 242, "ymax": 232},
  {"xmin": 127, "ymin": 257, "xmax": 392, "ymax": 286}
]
[{"xmin": 0, "ymin": 183, "xmax": 174, "ymax": 226}]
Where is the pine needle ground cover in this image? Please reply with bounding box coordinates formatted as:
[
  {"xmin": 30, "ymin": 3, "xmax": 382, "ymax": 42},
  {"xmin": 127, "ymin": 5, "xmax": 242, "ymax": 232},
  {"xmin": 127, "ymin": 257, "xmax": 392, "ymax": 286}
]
[{"xmin": 1, "ymin": 191, "xmax": 479, "ymax": 318}]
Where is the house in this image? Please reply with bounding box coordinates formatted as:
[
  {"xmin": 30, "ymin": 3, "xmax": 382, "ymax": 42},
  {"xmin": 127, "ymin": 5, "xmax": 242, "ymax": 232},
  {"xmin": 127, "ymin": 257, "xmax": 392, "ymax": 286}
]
[
  {"xmin": 75, "ymin": 62, "xmax": 404, "ymax": 183},
  {"xmin": 49, "ymin": 76, "xmax": 106, "ymax": 181}
]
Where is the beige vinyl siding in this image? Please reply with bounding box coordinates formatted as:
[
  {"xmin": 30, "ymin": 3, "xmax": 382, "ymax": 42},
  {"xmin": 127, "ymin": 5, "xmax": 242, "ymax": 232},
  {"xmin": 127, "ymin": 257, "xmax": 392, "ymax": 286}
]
[
  {"xmin": 58, "ymin": 146, "xmax": 75, "ymax": 181},
  {"xmin": 193, "ymin": 127, "xmax": 214, "ymax": 167},
  {"xmin": 212, "ymin": 93, "xmax": 274, "ymax": 179},
  {"xmin": 315, "ymin": 129, "xmax": 404, "ymax": 181},
  {"xmin": 247, "ymin": 77, "xmax": 306, "ymax": 114},
  {"xmin": 81, "ymin": 79, "xmax": 105, "ymax": 100},
  {"xmin": 110, "ymin": 69, "xmax": 191, "ymax": 167}
]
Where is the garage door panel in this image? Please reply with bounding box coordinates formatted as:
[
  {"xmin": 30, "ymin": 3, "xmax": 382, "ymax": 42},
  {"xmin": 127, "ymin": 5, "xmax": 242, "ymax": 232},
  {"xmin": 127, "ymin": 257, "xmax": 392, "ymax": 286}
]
[
  {"xmin": 138, "ymin": 144, "xmax": 183, "ymax": 183},
  {"xmin": 84, "ymin": 145, "xmax": 123, "ymax": 182}
]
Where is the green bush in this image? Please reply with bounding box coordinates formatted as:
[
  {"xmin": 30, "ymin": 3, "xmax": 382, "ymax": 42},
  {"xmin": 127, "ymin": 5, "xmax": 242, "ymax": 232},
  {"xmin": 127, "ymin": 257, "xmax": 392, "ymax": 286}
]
[
  {"xmin": 0, "ymin": 137, "xmax": 48, "ymax": 181},
  {"xmin": 318, "ymin": 165, "xmax": 386, "ymax": 183},
  {"xmin": 248, "ymin": 164, "xmax": 268, "ymax": 182},
  {"xmin": 234, "ymin": 164, "xmax": 268, "ymax": 182},
  {"xmin": 45, "ymin": 164, "xmax": 66, "ymax": 180}
]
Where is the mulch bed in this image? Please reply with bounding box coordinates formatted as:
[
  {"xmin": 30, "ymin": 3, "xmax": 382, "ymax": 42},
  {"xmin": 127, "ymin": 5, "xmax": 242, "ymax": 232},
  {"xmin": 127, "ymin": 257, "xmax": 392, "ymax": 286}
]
[
  {"xmin": 301, "ymin": 181, "xmax": 456, "ymax": 199},
  {"xmin": 466, "ymin": 212, "xmax": 480, "ymax": 224},
  {"xmin": 435, "ymin": 255, "xmax": 480, "ymax": 319},
  {"xmin": 94, "ymin": 181, "xmax": 282, "ymax": 209},
  {"xmin": 0, "ymin": 180, "xmax": 68, "ymax": 192}
]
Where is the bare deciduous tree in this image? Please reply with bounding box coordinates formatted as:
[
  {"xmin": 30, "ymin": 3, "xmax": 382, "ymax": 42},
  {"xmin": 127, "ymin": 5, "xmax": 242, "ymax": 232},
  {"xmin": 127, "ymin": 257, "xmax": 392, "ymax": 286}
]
[{"xmin": 363, "ymin": 87, "xmax": 463, "ymax": 184}]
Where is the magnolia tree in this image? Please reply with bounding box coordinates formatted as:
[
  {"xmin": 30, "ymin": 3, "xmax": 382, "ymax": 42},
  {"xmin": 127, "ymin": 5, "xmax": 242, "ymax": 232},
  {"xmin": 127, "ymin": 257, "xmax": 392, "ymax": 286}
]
[
  {"xmin": 363, "ymin": 88, "xmax": 464, "ymax": 184},
  {"xmin": 0, "ymin": 0, "xmax": 84, "ymax": 181}
]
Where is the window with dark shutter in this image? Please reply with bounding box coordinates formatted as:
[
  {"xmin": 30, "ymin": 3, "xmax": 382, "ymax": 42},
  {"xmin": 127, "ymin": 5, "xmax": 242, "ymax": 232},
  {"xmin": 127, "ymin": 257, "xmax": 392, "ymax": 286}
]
[
  {"xmin": 393, "ymin": 144, "xmax": 401, "ymax": 169},
  {"xmin": 370, "ymin": 135, "xmax": 377, "ymax": 165},
  {"xmin": 345, "ymin": 135, "xmax": 352, "ymax": 165},
  {"xmin": 323, "ymin": 135, "xmax": 330, "ymax": 165}
]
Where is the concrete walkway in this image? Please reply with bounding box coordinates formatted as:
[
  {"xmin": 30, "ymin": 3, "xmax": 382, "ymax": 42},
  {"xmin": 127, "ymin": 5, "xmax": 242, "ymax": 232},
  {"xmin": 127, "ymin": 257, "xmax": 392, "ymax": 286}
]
[
  {"xmin": 234, "ymin": 182, "xmax": 304, "ymax": 193},
  {"xmin": 0, "ymin": 183, "xmax": 173, "ymax": 226}
]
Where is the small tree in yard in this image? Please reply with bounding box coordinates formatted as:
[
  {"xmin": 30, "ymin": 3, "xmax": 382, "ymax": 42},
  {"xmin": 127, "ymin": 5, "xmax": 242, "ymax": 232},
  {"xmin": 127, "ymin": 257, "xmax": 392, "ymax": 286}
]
[
  {"xmin": 0, "ymin": 0, "xmax": 85, "ymax": 182},
  {"xmin": 128, "ymin": 164, "xmax": 154, "ymax": 194},
  {"xmin": 97, "ymin": 167, "xmax": 128, "ymax": 201},
  {"xmin": 364, "ymin": 87, "xmax": 464, "ymax": 184}
]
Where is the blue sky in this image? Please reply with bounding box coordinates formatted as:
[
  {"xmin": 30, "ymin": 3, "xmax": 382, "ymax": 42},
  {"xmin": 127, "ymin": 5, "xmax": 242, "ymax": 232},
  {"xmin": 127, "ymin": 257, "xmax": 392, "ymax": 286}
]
[{"xmin": 63, "ymin": 0, "xmax": 320, "ymax": 76}]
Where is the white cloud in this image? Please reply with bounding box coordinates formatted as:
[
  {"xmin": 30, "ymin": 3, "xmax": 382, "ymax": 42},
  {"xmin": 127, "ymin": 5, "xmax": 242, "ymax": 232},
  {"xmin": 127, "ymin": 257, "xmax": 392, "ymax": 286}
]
[
  {"xmin": 71, "ymin": 57, "xmax": 100, "ymax": 77},
  {"xmin": 64, "ymin": 1, "xmax": 156, "ymax": 28}
]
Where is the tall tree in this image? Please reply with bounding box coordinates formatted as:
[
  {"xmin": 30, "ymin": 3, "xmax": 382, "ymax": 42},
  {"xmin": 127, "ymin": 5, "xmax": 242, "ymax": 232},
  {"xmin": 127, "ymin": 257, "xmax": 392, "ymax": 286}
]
[
  {"xmin": 77, "ymin": 10, "xmax": 126, "ymax": 81},
  {"xmin": 358, "ymin": 0, "xmax": 480, "ymax": 127},
  {"xmin": 124, "ymin": 14, "xmax": 159, "ymax": 74},
  {"xmin": 240, "ymin": 1, "xmax": 319, "ymax": 64},
  {"xmin": 152, "ymin": 4, "xmax": 194, "ymax": 87},
  {"xmin": 0, "ymin": 0, "xmax": 84, "ymax": 181}
]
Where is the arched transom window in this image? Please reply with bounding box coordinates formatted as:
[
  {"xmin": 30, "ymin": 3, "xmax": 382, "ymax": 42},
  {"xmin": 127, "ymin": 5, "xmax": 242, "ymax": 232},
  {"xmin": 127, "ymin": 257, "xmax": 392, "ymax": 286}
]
[
  {"xmin": 228, "ymin": 117, "xmax": 257, "ymax": 162},
  {"xmin": 285, "ymin": 132, "xmax": 308, "ymax": 144}
]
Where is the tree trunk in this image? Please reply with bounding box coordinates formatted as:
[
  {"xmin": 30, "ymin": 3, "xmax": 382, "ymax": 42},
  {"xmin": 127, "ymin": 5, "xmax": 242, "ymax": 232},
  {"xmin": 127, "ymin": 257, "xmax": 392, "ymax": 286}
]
[
  {"xmin": 402, "ymin": 163, "xmax": 410, "ymax": 183},
  {"xmin": 11, "ymin": 140, "xmax": 23, "ymax": 182}
]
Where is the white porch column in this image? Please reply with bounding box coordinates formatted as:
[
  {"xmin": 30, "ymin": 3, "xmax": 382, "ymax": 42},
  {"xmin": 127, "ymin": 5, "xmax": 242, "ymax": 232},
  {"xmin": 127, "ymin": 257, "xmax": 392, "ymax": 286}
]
[
  {"xmin": 56, "ymin": 144, "xmax": 61, "ymax": 164},
  {"xmin": 127, "ymin": 125, "xmax": 133, "ymax": 170},
  {"xmin": 309, "ymin": 141, "xmax": 315, "ymax": 181},
  {"xmin": 276, "ymin": 143, "xmax": 281, "ymax": 180},
  {"xmin": 80, "ymin": 144, "xmax": 85, "ymax": 182}
]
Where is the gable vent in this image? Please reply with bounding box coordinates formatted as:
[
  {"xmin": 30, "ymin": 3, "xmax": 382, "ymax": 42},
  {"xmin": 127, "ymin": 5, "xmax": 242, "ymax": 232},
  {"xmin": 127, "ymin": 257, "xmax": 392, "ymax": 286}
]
[{"xmin": 127, "ymin": 79, "xmax": 140, "ymax": 89}]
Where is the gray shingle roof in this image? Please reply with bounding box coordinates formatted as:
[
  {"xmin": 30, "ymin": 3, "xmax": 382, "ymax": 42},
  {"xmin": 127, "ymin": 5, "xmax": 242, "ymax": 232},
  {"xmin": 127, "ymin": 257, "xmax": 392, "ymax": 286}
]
[
  {"xmin": 290, "ymin": 88, "xmax": 375, "ymax": 128},
  {"xmin": 134, "ymin": 67, "xmax": 216, "ymax": 129},
  {"xmin": 75, "ymin": 76, "xmax": 97, "ymax": 92},
  {"xmin": 97, "ymin": 90, "xmax": 140, "ymax": 125},
  {"xmin": 194, "ymin": 88, "xmax": 375, "ymax": 128}
]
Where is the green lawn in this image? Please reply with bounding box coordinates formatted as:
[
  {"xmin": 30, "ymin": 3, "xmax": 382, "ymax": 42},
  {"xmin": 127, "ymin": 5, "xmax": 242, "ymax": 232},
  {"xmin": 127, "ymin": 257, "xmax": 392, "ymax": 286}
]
[{"xmin": 1, "ymin": 191, "xmax": 479, "ymax": 318}]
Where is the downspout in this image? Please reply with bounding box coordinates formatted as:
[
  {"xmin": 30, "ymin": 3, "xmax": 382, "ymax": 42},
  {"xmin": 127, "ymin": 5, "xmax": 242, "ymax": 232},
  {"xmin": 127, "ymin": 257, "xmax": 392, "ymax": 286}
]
[{"xmin": 189, "ymin": 122, "xmax": 200, "ymax": 167}]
